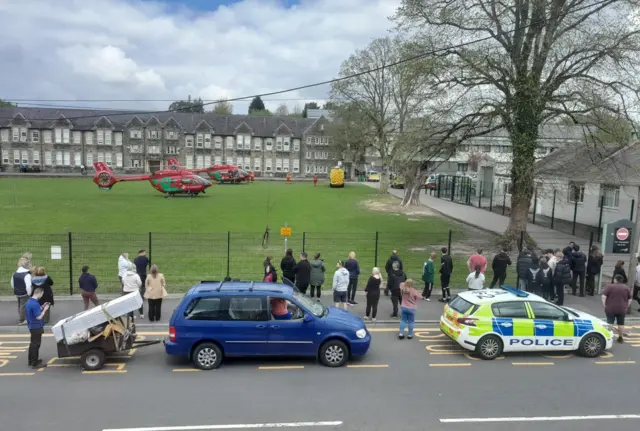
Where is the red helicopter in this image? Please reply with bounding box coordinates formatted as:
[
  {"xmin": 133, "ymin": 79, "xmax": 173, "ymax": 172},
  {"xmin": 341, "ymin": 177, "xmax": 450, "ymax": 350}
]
[
  {"xmin": 92, "ymin": 162, "xmax": 212, "ymax": 197},
  {"xmin": 167, "ymin": 158, "xmax": 250, "ymax": 184}
]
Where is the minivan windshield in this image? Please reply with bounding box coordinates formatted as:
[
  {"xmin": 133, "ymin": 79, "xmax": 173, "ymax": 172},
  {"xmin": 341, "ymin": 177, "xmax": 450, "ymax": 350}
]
[{"xmin": 292, "ymin": 291, "xmax": 325, "ymax": 317}]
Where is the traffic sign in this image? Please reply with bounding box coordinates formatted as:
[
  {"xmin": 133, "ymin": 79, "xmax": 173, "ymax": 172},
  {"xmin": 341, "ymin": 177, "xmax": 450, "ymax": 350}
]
[
  {"xmin": 616, "ymin": 227, "xmax": 629, "ymax": 241},
  {"xmin": 280, "ymin": 227, "xmax": 292, "ymax": 237}
]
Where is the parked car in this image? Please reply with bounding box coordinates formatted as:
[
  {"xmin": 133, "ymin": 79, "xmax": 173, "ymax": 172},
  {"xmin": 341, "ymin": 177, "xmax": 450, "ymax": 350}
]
[
  {"xmin": 165, "ymin": 281, "xmax": 372, "ymax": 370},
  {"xmin": 19, "ymin": 164, "xmax": 41, "ymax": 173},
  {"xmin": 366, "ymin": 171, "xmax": 380, "ymax": 182}
]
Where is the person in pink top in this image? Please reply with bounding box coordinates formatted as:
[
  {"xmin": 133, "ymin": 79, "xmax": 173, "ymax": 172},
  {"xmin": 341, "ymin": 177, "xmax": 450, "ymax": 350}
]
[
  {"xmin": 467, "ymin": 248, "xmax": 487, "ymax": 274},
  {"xmin": 398, "ymin": 279, "xmax": 420, "ymax": 340}
]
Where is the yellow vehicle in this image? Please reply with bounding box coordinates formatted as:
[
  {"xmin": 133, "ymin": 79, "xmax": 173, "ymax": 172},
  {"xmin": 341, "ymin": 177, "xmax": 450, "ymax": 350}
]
[
  {"xmin": 329, "ymin": 167, "xmax": 345, "ymax": 188},
  {"xmin": 366, "ymin": 171, "xmax": 380, "ymax": 182}
]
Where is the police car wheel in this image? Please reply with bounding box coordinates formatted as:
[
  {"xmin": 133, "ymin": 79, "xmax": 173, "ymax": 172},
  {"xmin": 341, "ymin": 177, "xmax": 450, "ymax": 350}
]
[
  {"xmin": 476, "ymin": 335, "xmax": 503, "ymax": 360},
  {"xmin": 578, "ymin": 333, "xmax": 605, "ymax": 358}
]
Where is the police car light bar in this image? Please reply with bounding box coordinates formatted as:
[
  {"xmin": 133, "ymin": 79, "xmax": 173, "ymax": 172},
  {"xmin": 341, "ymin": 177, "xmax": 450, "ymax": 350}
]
[{"xmin": 499, "ymin": 285, "xmax": 529, "ymax": 297}]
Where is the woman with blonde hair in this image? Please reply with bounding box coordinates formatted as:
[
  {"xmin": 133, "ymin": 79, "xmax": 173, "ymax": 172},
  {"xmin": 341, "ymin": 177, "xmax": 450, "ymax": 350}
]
[
  {"xmin": 398, "ymin": 279, "xmax": 421, "ymax": 340},
  {"xmin": 144, "ymin": 264, "xmax": 167, "ymax": 322},
  {"xmin": 364, "ymin": 267, "xmax": 382, "ymax": 321}
]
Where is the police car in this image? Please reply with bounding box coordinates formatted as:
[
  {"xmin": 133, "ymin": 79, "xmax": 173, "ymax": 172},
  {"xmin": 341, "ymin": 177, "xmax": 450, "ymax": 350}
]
[{"xmin": 440, "ymin": 286, "xmax": 614, "ymax": 360}]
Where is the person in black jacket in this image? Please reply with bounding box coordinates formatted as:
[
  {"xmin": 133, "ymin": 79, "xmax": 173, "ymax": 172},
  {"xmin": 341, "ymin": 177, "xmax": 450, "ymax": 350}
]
[
  {"xmin": 384, "ymin": 250, "xmax": 403, "ymax": 296},
  {"xmin": 516, "ymin": 249, "xmax": 533, "ymax": 291},
  {"xmin": 438, "ymin": 247, "xmax": 453, "ymax": 303},
  {"xmin": 537, "ymin": 258, "xmax": 554, "ymax": 300},
  {"xmin": 553, "ymin": 250, "xmax": 573, "ymax": 306},
  {"xmin": 612, "ymin": 260, "xmax": 627, "ymax": 284},
  {"xmin": 364, "ymin": 267, "xmax": 382, "ymax": 321},
  {"xmin": 586, "ymin": 245, "xmax": 603, "ymax": 296},
  {"xmin": 280, "ymin": 248, "xmax": 296, "ymax": 286},
  {"xmin": 292, "ymin": 252, "xmax": 311, "ymax": 295},
  {"xmin": 570, "ymin": 244, "xmax": 587, "ymax": 296},
  {"xmin": 489, "ymin": 248, "xmax": 512, "ymax": 288},
  {"xmin": 388, "ymin": 261, "xmax": 407, "ymax": 318},
  {"xmin": 31, "ymin": 267, "xmax": 54, "ymax": 324}
]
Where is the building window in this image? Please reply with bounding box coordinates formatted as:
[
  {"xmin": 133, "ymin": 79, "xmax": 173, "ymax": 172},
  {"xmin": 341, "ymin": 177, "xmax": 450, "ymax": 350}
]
[
  {"xmin": 275, "ymin": 158, "xmax": 282, "ymax": 172},
  {"xmin": 166, "ymin": 130, "xmax": 177, "ymax": 140},
  {"xmin": 130, "ymin": 159, "xmax": 141, "ymax": 168},
  {"xmin": 306, "ymin": 136, "xmax": 312, "ymax": 145},
  {"xmin": 254, "ymin": 138, "xmax": 262, "ymax": 151},
  {"xmin": 41, "ymin": 130, "xmax": 51, "ymax": 144},
  {"xmin": 97, "ymin": 152, "xmax": 104, "ymax": 162},
  {"xmin": 293, "ymin": 159, "xmax": 299, "ymax": 173},
  {"xmin": 63, "ymin": 151, "xmax": 71, "ymax": 166},
  {"xmin": 265, "ymin": 139, "xmax": 273, "ymax": 151},
  {"xmin": 305, "ymin": 152, "xmax": 312, "ymax": 159},
  {"xmin": 20, "ymin": 127, "xmax": 28, "ymax": 142},
  {"xmin": 55, "ymin": 151, "xmax": 63, "ymax": 166},
  {"xmin": 236, "ymin": 135, "xmax": 244, "ymax": 150},
  {"xmin": 85, "ymin": 152, "xmax": 93, "ymax": 165},
  {"xmin": 214, "ymin": 156, "xmax": 222, "ymax": 165},
  {"xmin": 62, "ymin": 129, "xmax": 70, "ymax": 144},
  {"xmin": 196, "ymin": 133, "xmax": 204, "ymax": 148},
  {"xmin": 283, "ymin": 141, "xmax": 290, "ymax": 152},
  {"xmin": 0, "ymin": 129, "xmax": 8, "ymax": 142},
  {"xmin": 504, "ymin": 182, "xmax": 513, "ymax": 195},
  {"xmin": 97, "ymin": 130, "xmax": 104, "ymax": 145},
  {"xmin": 166, "ymin": 146, "xmax": 177, "ymax": 155},
  {"xmin": 115, "ymin": 132, "xmax": 122, "ymax": 146},
  {"xmin": 73, "ymin": 131, "xmax": 82, "ymax": 144},
  {"xmin": 283, "ymin": 159, "xmax": 290, "ymax": 172},
  {"xmin": 186, "ymin": 156, "xmax": 194, "ymax": 169},
  {"xmin": 74, "ymin": 152, "xmax": 81, "ymax": 166},
  {"xmin": 185, "ymin": 135, "xmax": 194, "ymax": 147},
  {"xmin": 55, "ymin": 128, "xmax": 62, "ymax": 143},
  {"xmin": 148, "ymin": 130, "xmax": 158, "ymax": 139},
  {"xmin": 204, "ymin": 155, "xmax": 211, "ymax": 167},
  {"xmin": 1, "ymin": 150, "xmax": 8, "ymax": 164},
  {"xmin": 104, "ymin": 130, "xmax": 112, "ymax": 145},
  {"xmin": 31, "ymin": 130, "xmax": 40, "ymax": 143},
  {"xmin": 12, "ymin": 127, "xmax": 19, "ymax": 142},
  {"xmin": 214, "ymin": 137, "xmax": 222, "ymax": 149},
  {"xmin": 130, "ymin": 129, "xmax": 142, "ymax": 139},
  {"xmin": 21, "ymin": 150, "xmax": 29, "ymax": 165},
  {"xmin": 567, "ymin": 181, "xmax": 585, "ymax": 203},
  {"xmin": 265, "ymin": 159, "xmax": 272, "ymax": 172},
  {"xmin": 45, "ymin": 151, "xmax": 52, "ymax": 165},
  {"xmin": 116, "ymin": 153, "xmax": 123, "ymax": 167},
  {"xmin": 305, "ymin": 164, "xmax": 311, "ymax": 173},
  {"xmin": 196, "ymin": 155, "xmax": 204, "ymax": 169},
  {"xmin": 598, "ymin": 185, "xmax": 620, "ymax": 208},
  {"xmin": 254, "ymin": 157, "xmax": 261, "ymax": 171},
  {"xmin": 226, "ymin": 137, "xmax": 234, "ymax": 149},
  {"xmin": 457, "ymin": 163, "xmax": 468, "ymax": 172},
  {"xmin": 293, "ymin": 140, "xmax": 300, "ymax": 152},
  {"xmin": 204, "ymin": 134, "xmax": 212, "ymax": 149},
  {"xmin": 85, "ymin": 132, "xmax": 93, "ymax": 145},
  {"xmin": 276, "ymin": 138, "xmax": 283, "ymax": 151},
  {"xmin": 482, "ymin": 145, "xmax": 491, "ymax": 153}
]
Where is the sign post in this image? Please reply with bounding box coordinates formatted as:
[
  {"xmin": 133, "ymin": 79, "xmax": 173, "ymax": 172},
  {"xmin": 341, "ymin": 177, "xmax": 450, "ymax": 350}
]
[
  {"xmin": 601, "ymin": 219, "xmax": 635, "ymax": 294},
  {"xmin": 280, "ymin": 223, "xmax": 292, "ymax": 253}
]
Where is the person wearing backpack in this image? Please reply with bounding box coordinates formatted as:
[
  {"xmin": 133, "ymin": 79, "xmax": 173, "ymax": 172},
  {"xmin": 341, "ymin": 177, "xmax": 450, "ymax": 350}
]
[{"xmin": 553, "ymin": 248, "xmax": 573, "ymax": 306}]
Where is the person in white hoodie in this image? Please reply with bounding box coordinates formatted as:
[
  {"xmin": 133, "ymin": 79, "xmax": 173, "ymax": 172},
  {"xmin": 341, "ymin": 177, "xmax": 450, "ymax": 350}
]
[
  {"xmin": 121, "ymin": 262, "xmax": 143, "ymax": 319},
  {"xmin": 332, "ymin": 260, "xmax": 350, "ymax": 310},
  {"xmin": 12, "ymin": 256, "xmax": 33, "ymax": 325},
  {"xmin": 118, "ymin": 252, "xmax": 131, "ymax": 288}
]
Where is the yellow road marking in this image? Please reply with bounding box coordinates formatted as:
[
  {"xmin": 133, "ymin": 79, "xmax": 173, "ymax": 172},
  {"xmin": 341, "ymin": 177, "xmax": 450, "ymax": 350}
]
[
  {"xmin": 258, "ymin": 365, "xmax": 305, "ymax": 370},
  {"xmin": 512, "ymin": 362, "xmax": 554, "ymax": 366},
  {"xmin": 0, "ymin": 356, "xmax": 17, "ymax": 359},
  {"xmin": 594, "ymin": 361, "xmax": 636, "ymax": 365},
  {"xmin": 429, "ymin": 363, "xmax": 471, "ymax": 367},
  {"xmin": 346, "ymin": 364, "xmax": 389, "ymax": 368},
  {"xmin": 0, "ymin": 372, "xmax": 35, "ymax": 377},
  {"xmin": 0, "ymin": 341, "xmax": 31, "ymax": 344},
  {"xmin": 464, "ymin": 353, "xmax": 505, "ymax": 361},
  {"xmin": 426, "ymin": 344, "xmax": 466, "ymax": 353},
  {"xmin": 47, "ymin": 364, "xmax": 76, "ymax": 367},
  {"xmin": 598, "ymin": 352, "xmax": 614, "ymax": 359},
  {"xmin": 172, "ymin": 368, "xmax": 201, "ymax": 372},
  {"xmin": 429, "ymin": 351, "xmax": 467, "ymax": 355}
]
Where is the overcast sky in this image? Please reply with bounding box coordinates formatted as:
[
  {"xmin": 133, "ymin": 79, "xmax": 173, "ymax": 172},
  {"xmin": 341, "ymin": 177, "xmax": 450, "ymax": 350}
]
[{"xmin": 0, "ymin": 0, "xmax": 399, "ymax": 115}]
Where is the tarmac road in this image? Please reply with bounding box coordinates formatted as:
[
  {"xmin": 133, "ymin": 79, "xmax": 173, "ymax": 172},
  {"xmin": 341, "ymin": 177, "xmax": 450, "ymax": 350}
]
[{"xmin": 1, "ymin": 325, "xmax": 640, "ymax": 431}]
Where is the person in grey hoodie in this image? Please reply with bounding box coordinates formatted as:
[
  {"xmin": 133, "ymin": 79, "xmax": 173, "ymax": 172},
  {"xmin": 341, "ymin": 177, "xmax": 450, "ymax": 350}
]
[
  {"xmin": 309, "ymin": 253, "xmax": 326, "ymax": 299},
  {"xmin": 332, "ymin": 260, "xmax": 350, "ymax": 310}
]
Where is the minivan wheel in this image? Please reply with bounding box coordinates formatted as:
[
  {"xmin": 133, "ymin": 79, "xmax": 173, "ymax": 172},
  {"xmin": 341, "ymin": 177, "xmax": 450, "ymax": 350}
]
[
  {"xmin": 476, "ymin": 335, "xmax": 503, "ymax": 360},
  {"xmin": 192, "ymin": 343, "xmax": 223, "ymax": 370},
  {"xmin": 319, "ymin": 340, "xmax": 349, "ymax": 367},
  {"xmin": 578, "ymin": 333, "xmax": 605, "ymax": 358}
]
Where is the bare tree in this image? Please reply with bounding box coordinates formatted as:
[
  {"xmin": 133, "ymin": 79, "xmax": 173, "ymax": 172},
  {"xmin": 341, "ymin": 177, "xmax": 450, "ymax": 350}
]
[
  {"xmin": 275, "ymin": 103, "xmax": 289, "ymax": 116},
  {"xmin": 393, "ymin": 0, "xmax": 640, "ymax": 245},
  {"xmin": 212, "ymin": 99, "xmax": 233, "ymax": 115},
  {"xmin": 327, "ymin": 102, "xmax": 373, "ymax": 172}
]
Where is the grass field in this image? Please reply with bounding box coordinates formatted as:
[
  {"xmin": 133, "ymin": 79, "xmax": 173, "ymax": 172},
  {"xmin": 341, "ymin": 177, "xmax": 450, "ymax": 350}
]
[{"xmin": 0, "ymin": 178, "xmax": 515, "ymax": 294}]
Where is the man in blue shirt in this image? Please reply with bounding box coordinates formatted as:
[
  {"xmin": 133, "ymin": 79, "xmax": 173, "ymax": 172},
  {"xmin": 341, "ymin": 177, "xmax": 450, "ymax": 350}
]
[{"xmin": 26, "ymin": 287, "xmax": 49, "ymax": 369}]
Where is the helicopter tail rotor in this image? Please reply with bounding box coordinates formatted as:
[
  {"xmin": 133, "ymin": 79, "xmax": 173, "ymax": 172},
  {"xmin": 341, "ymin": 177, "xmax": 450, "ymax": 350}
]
[{"xmin": 92, "ymin": 162, "xmax": 118, "ymax": 190}]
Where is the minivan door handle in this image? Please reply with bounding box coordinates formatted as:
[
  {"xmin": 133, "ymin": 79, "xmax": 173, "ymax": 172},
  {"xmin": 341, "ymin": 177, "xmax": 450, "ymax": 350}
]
[
  {"xmin": 256, "ymin": 325, "xmax": 266, "ymax": 329},
  {"xmin": 270, "ymin": 325, "xmax": 280, "ymax": 329}
]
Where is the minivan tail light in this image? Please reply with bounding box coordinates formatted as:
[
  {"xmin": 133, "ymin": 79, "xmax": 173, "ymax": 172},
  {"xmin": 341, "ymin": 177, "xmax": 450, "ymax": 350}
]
[
  {"xmin": 456, "ymin": 317, "xmax": 477, "ymax": 327},
  {"xmin": 169, "ymin": 326, "xmax": 176, "ymax": 342}
]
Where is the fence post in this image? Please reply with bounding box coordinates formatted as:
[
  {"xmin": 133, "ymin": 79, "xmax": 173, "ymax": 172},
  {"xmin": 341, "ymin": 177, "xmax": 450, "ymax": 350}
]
[
  {"xmin": 597, "ymin": 195, "xmax": 604, "ymax": 242},
  {"xmin": 502, "ymin": 192, "xmax": 506, "ymax": 215},
  {"xmin": 631, "ymin": 199, "xmax": 635, "ymax": 222},
  {"xmin": 374, "ymin": 231, "xmax": 379, "ymax": 267},
  {"xmin": 68, "ymin": 232, "xmax": 73, "ymax": 295},
  {"xmin": 551, "ymin": 190, "xmax": 556, "ymax": 229},
  {"xmin": 532, "ymin": 188, "xmax": 538, "ymax": 225},
  {"xmin": 572, "ymin": 198, "xmax": 578, "ymax": 235},
  {"xmin": 437, "ymin": 176, "xmax": 441, "ymax": 198},
  {"xmin": 478, "ymin": 181, "xmax": 482, "ymax": 208},
  {"xmin": 302, "ymin": 232, "xmax": 306, "ymax": 253},
  {"xmin": 450, "ymin": 176, "xmax": 456, "ymax": 202},
  {"xmin": 148, "ymin": 232, "xmax": 152, "ymax": 265},
  {"xmin": 447, "ymin": 230, "xmax": 452, "ymax": 254},
  {"xmin": 489, "ymin": 183, "xmax": 494, "ymax": 212},
  {"xmin": 584, "ymin": 231, "xmax": 594, "ymax": 297},
  {"xmin": 226, "ymin": 231, "xmax": 231, "ymax": 278}
]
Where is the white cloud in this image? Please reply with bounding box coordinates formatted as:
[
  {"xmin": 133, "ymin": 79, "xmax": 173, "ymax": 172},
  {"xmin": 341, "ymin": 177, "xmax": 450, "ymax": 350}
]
[{"xmin": 0, "ymin": 0, "xmax": 399, "ymax": 114}]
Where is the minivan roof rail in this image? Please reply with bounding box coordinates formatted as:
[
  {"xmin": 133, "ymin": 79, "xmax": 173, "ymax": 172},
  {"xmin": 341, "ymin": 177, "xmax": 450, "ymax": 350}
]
[{"xmin": 216, "ymin": 280, "xmax": 224, "ymax": 292}]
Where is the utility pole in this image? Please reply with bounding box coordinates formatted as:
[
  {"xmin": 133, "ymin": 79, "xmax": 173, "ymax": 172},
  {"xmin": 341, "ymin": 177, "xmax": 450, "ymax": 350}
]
[{"xmin": 627, "ymin": 188, "xmax": 640, "ymax": 293}]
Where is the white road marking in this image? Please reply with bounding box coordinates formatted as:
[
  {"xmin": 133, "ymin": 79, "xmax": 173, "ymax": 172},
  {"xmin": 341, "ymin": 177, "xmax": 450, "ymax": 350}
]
[
  {"xmin": 440, "ymin": 414, "xmax": 640, "ymax": 423},
  {"xmin": 103, "ymin": 421, "xmax": 343, "ymax": 431}
]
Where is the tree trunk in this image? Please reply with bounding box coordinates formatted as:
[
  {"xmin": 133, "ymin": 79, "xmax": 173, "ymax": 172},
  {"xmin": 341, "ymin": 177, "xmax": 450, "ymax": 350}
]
[
  {"xmin": 400, "ymin": 166, "xmax": 428, "ymax": 207},
  {"xmin": 379, "ymin": 163, "xmax": 390, "ymax": 194}
]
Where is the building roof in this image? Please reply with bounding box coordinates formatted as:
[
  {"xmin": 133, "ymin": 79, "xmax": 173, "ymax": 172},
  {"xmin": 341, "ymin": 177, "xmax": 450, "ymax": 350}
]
[
  {"xmin": 535, "ymin": 140, "xmax": 640, "ymax": 186},
  {"xmin": 0, "ymin": 106, "xmax": 320, "ymax": 137},
  {"xmin": 307, "ymin": 109, "xmax": 332, "ymax": 120},
  {"xmin": 459, "ymin": 124, "xmax": 587, "ymax": 141}
]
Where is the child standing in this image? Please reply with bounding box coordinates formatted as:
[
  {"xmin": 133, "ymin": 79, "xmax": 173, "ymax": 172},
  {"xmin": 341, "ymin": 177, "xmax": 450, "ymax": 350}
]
[{"xmin": 398, "ymin": 280, "xmax": 420, "ymax": 340}]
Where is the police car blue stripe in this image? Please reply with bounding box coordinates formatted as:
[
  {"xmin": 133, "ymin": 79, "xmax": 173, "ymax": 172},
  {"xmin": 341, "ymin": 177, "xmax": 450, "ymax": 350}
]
[
  {"xmin": 573, "ymin": 319, "xmax": 594, "ymax": 337},
  {"xmin": 492, "ymin": 317, "xmax": 514, "ymax": 336},
  {"xmin": 533, "ymin": 319, "xmax": 554, "ymax": 337}
]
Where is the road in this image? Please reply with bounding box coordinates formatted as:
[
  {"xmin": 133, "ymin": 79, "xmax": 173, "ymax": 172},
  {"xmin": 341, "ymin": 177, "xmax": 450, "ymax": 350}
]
[{"xmin": 1, "ymin": 324, "xmax": 639, "ymax": 431}]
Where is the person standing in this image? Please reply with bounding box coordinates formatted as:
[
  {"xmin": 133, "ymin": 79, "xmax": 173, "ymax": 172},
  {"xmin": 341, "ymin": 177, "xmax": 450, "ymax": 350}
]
[
  {"xmin": 122, "ymin": 263, "xmax": 142, "ymax": 319},
  {"xmin": 118, "ymin": 252, "xmax": 130, "ymax": 289},
  {"xmin": 421, "ymin": 252, "xmax": 435, "ymax": 300},
  {"xmin": 332, "ymin": 261, "xmax": 350, "ymax": 310},
  {"xmin": 634, "ymin": 257, "xmax": 640, "ymax": 312},
  {"xmin": 398, "ymin": 279, "xmax": 420, "ymax": 340},
  {"xmin": 309, "ymin": 253, "xmax": 326, "ymax": 299},
  {"xmin": 538, "ymin": 258, "xmax": 554, "ymax": 300},
  {"xmin": 344, "ymin": 251, "xmax": 361, "ymax": 305},
  {"xmin": 516, "ymin": 247, "xmax": 533, "ymax": 291},
  {"xmin": 263, "ymin": 257, "xmax": 278, "ymax": 283},
  {"xmin": 292, "ymin": 252, "xmax": 311, "ymax": 295},
  {"xmin": 364, "ymin": 267, "xmax": 382, "ymax": 321},
  {"xmin": 466, "ymin": 266, "xmax": 485, "ymax": 290},
  {"xmin": 384, "ymin": 250, "xmax": 403, "ymax": 296},
  {"xmin": 26, "ymin": 287, "xmax": 49, "ymax": 369},
  {"xmin": 388, "ymin": 261, "xmax": 407, "ymax": 318},
  {"xmin": 570, "ymin": 244, "xmax": 587, "ymax": 296},
  {"xmin": 467, "ymin": 249, "xmax": 487, "ymax": 274},
  {"xmin": 553, "ymin": 249, "xmax": 572, "ymax": 306},
  {"xmin": 12, "ymin": 257, "xmax": 33, "ymax": 325},
  {"xmin": 280, "ymin": 249, "xmax": 296, "ymax": 286},
  {"xmin": 489, "ymin": 248, "xmax": 511, "ymax": 288},
  {"xmin": 612, "ymin": 260, "xmax": 628, "ymax": 284},
  {"xmin": 78, "ymin": 265, "xmax": 99, "ymax": 311},
  {"xmin": 144, "ymin": 264, "xmax": 167, "ymax": 322},
  {"xmin": 313, "ymin": 174, "xmax": 318, "ymax": 187},
  {"xmin": 134, "ymin": 249, "xmax": 150, "ymax": 318},
  {"xmin": 31, "ymin": 268, "xmax": 54, "ymax": 324},
  {"xmin": 586, "ymin": 245, "xmax": 603, "ymax": 296},
  {"xmin": 602, "ymin": 274, "xmax": 632, "ymax": 343},
  {"xmin": 438, "ymin": 247, "xmax": 453, "ymax": 303}
]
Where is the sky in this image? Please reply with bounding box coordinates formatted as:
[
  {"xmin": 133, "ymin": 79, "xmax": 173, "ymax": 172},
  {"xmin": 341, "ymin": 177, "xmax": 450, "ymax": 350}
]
[{"xmin": 0, "ymin": 0, "xmax": 400, "ymax": 115}]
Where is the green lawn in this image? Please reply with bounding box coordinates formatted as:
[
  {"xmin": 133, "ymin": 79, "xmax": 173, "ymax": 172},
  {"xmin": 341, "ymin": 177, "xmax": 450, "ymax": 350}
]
[{"xmin": 0, "ymin": 178, "xmax": 505, "ymax": 294}]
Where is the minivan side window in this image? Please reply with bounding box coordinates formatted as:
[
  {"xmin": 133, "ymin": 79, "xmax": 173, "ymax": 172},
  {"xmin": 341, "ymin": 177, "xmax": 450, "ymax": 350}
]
[
  {"xmin": 228, "ymin": 296, "xmax": 269, "ymax": 321},
  {"xmin": 184, "ymin": 297, "xmax": 224, "ymax": 320},
  {"xmin": 491, "ymin": 301, "xmax": 529, "ymax": 319}
]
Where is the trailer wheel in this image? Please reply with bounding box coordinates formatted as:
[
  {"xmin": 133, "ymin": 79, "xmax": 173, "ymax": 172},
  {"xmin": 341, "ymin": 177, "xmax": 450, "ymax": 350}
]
[{"xmin": 81, "ymin": 349, "xmax": 106, "ymax": 371}]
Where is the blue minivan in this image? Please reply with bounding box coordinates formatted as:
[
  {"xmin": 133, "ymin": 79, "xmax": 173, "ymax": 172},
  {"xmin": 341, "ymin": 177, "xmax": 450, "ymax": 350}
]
[{"xmin": 165, "ymin": 281, "xmax": 372, "ymax": 370}]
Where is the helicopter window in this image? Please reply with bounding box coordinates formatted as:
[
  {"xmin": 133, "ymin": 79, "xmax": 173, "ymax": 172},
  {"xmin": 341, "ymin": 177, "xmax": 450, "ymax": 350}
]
[{"xmin": 181, "ymin": 178, "xmax": 192, "ymax": 184}]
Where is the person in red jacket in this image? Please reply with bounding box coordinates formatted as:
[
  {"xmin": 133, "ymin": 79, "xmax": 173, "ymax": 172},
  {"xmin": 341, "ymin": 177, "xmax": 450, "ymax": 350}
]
[{"xmin": 313, "ymin": 175, "xmax": 318, "ymax": 187}]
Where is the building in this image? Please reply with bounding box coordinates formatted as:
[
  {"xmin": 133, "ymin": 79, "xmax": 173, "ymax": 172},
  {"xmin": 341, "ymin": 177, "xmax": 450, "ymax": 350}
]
[{"xmin": 0, "ymin": 107, "xmax": 338, "ymax": 176}]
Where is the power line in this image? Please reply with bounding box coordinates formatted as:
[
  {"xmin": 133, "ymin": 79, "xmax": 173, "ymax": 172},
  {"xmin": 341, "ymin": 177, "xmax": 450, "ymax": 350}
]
[
  {"xmin": 0, "ymin": 0, "xmax": 617, "ymax": 121},
  {"xmin": 8, "ymin": 98, "xmax": 333, "ymax": 103}
]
